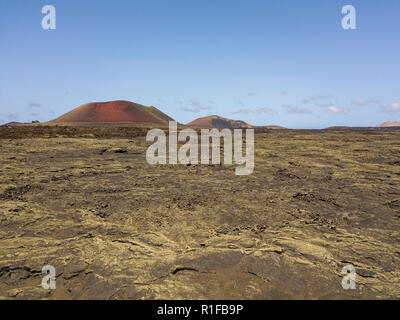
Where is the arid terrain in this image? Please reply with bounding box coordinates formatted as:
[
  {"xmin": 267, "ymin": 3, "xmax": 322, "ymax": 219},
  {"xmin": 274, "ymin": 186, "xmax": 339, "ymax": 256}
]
[{"xmin": 0, "ymin": 126, "xmax": 399, "ymax": 299}]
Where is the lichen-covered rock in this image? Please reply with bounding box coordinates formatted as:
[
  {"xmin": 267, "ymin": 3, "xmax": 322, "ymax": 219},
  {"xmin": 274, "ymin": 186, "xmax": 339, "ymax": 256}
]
[{"xmin": 1, "ymin": 130, "xmax": 400, "ymax": 299}]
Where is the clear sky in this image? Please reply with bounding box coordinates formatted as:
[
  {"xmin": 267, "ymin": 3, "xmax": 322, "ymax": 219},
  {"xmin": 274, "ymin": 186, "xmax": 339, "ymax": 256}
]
[{"xmin": 0, "ymin": 0, "xmax": 399, "ymax": 128}]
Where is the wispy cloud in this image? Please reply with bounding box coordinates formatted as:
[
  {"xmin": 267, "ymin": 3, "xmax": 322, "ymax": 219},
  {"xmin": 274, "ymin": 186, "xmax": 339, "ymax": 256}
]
[
  {"xmin": 233, "ymin": 108, "xmax": 254, "ymax": 114},
  {"xmin": 389, "ymin": 102, "xmax": 400, "ymax": 111},
  {"xmin": 315, "ymin": 103, "xmax": 331, "ymax": 108},
  {"xmin": 382, "ymin": 102, "xmax": 400, "ymax": 113},
  {"xmin": 183, "ymin": 98, "xmax": 212, "ymax": 113},
  {"xmin": 310, "ymin": 95, "xmax": 330, "ymax": 101},
  {"xmin": 232, "ymin": 106, "xmax": 276, "ymax": 115},
  {"xmin": 328, "ymin": 105, "xmax": 349, "ymax": 114},
  {"xmin": 256, "ymin": 106, "xmax": 274, "ymax": 114},
  {"xmin": 299, "ymin": 95, "xmax": 331, "ymax": 106},
  {"xmin": 28, "ymin": 102, "xmax": 42, "ymax": 108},
  {"xmin": 351, "ymin": 99, "xmax": 380, "ymax": 106},
  {"xmin": 183, "ymin": 106, "xmax": 209, "ymax": 113},
  {"xmin": 283, "ymin": 104, "xmax": 312, "ymax": 114}
]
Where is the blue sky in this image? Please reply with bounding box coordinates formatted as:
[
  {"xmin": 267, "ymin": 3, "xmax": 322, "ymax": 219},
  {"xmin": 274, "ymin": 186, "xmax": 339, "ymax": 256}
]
[{"xmin": 0, "ymin": 0, "xmax": 399, "ymax": 128}]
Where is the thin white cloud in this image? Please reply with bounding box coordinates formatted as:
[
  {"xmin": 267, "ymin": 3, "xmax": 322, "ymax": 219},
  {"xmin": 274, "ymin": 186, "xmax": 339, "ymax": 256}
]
[
  {"xmin": 29, "ymin": 102, "xmax": 42, "ymax": 108},
  {"xmin": 389, "ymin": 102, "xmax": 400, "ymax": 111},
  {"xmin": 190, "ymin": 98, "xmax": 199, "ymax": 106},
  {"xmin": 256, "ymin": 106, "xmax": 274, "ymax": 114},
  {"xmin": 298, "ymin": 95, "xmax": 331, "ymax": 106},
  {"xmin": 380, "ymin": 102, "xmax": 400, "ymax": 113},
  {"xmin": 328, "ymin": 105, "xmax": 349, "ymax": 114},
  {"xmin": 232, "ymin": 106, "xmax": 276, "ymax": 115},
  {"xmin": 183, "ymin": 98, "xmax": 212, "ymax": 113},
  {"xmin": 183, "ymin": 105, "xmax": 210, "ymax": 113},
  {"xmin": 283, "ymin": 104, "xmax": 312, "ymax": 114},
  {"xmin": 351, "ymin": 99, "xmax": 380, "ymax": 106},
  {"xmin": 310, "ymin": 95, "xmax": 330, "ymax": 101},
  {"xmin": 315, "ymin": 103, "xmax": 331, "ymax": 107},
  {"xmin": 233, "ymin": 108, "xmax": 254, "ymax": 114}
]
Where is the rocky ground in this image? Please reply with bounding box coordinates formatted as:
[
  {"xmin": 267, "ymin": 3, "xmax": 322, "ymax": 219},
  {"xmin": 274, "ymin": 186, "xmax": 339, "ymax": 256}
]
[{"xmin": 0, "ymin": 127, "xmax": 399, "ymax": 299}]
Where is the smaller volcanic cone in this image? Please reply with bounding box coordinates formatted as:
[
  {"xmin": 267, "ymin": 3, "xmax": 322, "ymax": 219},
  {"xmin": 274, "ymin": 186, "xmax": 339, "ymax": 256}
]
[
  {"xmin": 187, "ymin": 115, "xmax": 253, "ymax": 129},
  {"xmin": 377, "ymin": 121, "xmax": 400, "ymax": 128}
]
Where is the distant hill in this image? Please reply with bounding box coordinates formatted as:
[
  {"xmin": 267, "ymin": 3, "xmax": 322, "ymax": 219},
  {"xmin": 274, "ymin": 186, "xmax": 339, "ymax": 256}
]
[
  {"xmin": 377, "ymin": 121, "xmax": 400, "ymax": 128},
  {"xmin": 254, "ymin": 125, "xmax": 287, "ymax": 130},
  {"xmin": 2, "ymin": 121, "xmax": 40, "ymax": 126},
  {"xmin": 48, "ymin": 100, "xmax": 174, "ymax": 125},
  {"xmin": 324, "ymin": 126, "xmax": 382, "ymax": 130},
  {"xmin": 187, "ymin": 115, "xmax": 253, "ymax": 129},
  {"xmin": 1, "ymin": 122, "xmax": 23, "ymax": 126}
]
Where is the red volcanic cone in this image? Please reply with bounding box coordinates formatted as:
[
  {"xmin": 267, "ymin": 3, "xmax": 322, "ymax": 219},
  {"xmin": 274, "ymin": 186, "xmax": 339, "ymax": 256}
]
[{"xmin": 50, "ymin": 100, "xmax": 174, "ymax": 124}]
